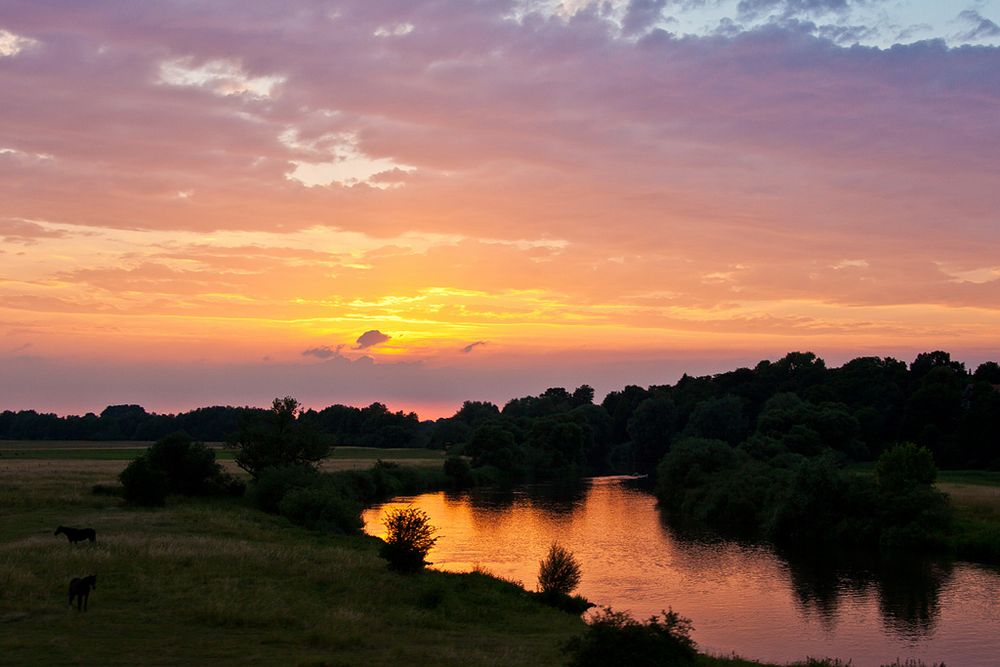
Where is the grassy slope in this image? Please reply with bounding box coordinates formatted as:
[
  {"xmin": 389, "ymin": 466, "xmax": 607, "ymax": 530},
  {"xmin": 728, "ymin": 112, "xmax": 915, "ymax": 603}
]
[{"xmin": 0, "ymin": 458, "xmax": 582, "ymax": 666}]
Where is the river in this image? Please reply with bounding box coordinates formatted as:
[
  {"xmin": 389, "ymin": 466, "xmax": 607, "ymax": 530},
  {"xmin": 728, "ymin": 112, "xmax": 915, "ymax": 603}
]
[{"xmin": 362, "ymin": 476, "xmax": 1000, "ymax": 666}]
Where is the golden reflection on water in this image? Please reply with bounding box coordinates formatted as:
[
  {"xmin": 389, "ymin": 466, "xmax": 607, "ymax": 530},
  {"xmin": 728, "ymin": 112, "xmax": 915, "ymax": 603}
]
[{"xmin": 363, "ymin": 477, "xmax": 1000, "ymax": 667}]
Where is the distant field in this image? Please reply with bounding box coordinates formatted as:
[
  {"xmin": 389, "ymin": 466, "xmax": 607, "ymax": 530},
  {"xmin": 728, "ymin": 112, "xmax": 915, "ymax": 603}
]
[{"xmin": 0, "ymin": 442, "xmax": 445, "ymax": 468}]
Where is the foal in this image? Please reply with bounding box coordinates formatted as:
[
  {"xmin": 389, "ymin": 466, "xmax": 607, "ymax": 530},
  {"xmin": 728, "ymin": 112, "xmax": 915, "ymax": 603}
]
[
  {"xmin": 54, "ymin": 526, "xmax": 96, "ymax": 544},
  {"xmin": 68, "ymin": 575, "xmax": 97, "ymax": 611}
]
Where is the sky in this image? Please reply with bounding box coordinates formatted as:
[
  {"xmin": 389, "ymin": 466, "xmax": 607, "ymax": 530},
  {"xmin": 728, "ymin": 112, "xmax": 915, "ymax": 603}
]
[{"xmin": 1, "ymin": 0, "xmax": 999, "ymax": 418}]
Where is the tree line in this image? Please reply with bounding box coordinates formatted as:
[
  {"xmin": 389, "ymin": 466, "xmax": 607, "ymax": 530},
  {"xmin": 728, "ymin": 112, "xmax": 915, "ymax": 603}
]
[
  {"xmin": 4, "ymin": 350, "xmax": 999, "ymax": 474},
  {"xmin": 0, "ymin": 401, "xmax": 426, "ymax": 447}
]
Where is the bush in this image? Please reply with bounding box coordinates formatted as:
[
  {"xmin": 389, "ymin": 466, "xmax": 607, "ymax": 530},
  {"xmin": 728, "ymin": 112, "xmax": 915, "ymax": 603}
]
[
  {"xmin": 538, "ymin": 543, "xmax": 582, "ymax": 596},
  {"xmin": 145, "ymin": 433, "xmax": 223, "ymax": 495},
  {"xmin": 119, "ymin": 457, "xmax": 168, "ymax": 506},
  {"xmin": 247, "ymin": 465, "xmax": 322, "ymax": 513},
  {"xmin": 564, "ymin": 607, "xmax": 697, "ymax": 667},
  {"xmin": 277, "ymin": 487, "xmax": 363, "ymax": 534},
  {"xmin": 379, "ymin": 507, "xmax": 437, "ymax": 573},
  {"xmin": 876, "ymin": 442, "xmax": 937, "ymax": 492},
  {"xmin": 119, "ymin": 433, "xmax": 241, "ymax": 506},
  {"xmin": 443, "ymin": 456, "xmax": 474, "ymax": 488}
]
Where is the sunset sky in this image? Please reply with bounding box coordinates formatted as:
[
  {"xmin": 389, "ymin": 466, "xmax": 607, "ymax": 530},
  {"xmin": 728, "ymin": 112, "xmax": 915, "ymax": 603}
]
[{"xmin": 2, "ymin": 1, "xmax": 999, "ymax": 418}]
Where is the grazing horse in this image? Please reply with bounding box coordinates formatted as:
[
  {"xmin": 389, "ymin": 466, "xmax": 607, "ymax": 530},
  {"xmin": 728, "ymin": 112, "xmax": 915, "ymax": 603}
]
[
  {"xmin": 68, "ymin": 575, "xmax": 97, "ymax": 611},
  {"xmin": 54, "ymin": 526, "xmax": 96, "ymax": 544}
]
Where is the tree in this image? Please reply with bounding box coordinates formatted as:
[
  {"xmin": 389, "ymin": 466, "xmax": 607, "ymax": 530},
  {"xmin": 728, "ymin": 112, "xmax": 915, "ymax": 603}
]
[
  {"xmin": 228, "ymin": 397, "xmax": 331, "ymax": 478},
  {"xmin": 538, "ymin": 543, "xmax": 582, "ymax": 596},
  {"xmin": 876, "ymin": 442, "xmax": 937, "ymax": 493},
  {"xmin": 627, "ymin": 396, "xmax": 678, "ymax": 473},
  {"xmin": 379, "ymin": 507, "xmax": 437, "ymax": 572}
]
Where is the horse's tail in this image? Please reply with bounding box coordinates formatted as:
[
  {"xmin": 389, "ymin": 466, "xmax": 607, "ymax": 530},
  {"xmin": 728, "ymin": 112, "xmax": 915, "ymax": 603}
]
[{"xmin": 87, "ymin": 529, "xmax": 96, "ymax": 543}]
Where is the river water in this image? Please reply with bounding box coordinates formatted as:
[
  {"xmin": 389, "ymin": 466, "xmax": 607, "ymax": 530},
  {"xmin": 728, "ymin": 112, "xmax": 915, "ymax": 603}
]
[{"xmin": 362, "ymin": 476, "xmax": 1000, "ymax": 666}]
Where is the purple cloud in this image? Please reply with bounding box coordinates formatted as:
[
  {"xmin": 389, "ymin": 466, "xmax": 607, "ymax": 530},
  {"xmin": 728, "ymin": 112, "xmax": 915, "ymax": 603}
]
[
  {"xmin": 356, "ymin": 330, "xmax": 391, "ymax": 349},
  {"xmin": 302, "ymin": 345, "xmax": 341, "ymax": 359}
]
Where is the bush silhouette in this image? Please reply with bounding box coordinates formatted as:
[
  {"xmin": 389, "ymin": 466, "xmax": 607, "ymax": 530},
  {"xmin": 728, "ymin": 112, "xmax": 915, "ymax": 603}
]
[
  {"xmin": 119, "ymin": 457, "xmax": 168, "ymax": 506},
  {"xmin": 564, "ymin": 607, "xmax": 697, "ymax": 666},
  {"xmin": 379, "ymin": 507, "xmax": 437, "ymax": 573},
  {"xmin": 119, "ymin": 433, "xmax": 241, "ymax": 505},
  {"xmin": 277, "ymin": 487, "xmax": 362, "ymax": 534},
  {"xmin": 538, "ymin": 543, "xmax": 582, "ymax": 596}
]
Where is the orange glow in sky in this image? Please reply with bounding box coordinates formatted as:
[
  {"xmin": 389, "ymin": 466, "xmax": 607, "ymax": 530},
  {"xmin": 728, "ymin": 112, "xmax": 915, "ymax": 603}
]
[{"xmin": 1, "ymin": 2, "xmax": 999, "ymax": 417}]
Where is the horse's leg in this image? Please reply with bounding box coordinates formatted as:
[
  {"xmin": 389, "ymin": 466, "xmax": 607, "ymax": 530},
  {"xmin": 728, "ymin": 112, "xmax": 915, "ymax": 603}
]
[{"xmin": 83, "ymin": 592, "xmax": 88, "ymax": 611}]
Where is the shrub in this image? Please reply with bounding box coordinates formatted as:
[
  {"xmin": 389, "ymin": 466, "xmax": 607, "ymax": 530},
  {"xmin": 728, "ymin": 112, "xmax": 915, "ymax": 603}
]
[
  {"xmin": 379, "ymin": 507, "xmax": 437, "ymax": 573},
  {"xmin": 119, "ymin": 457, "xmax": 168, "ymax": 506},
  {"xmin": 118, "ymin": 433, "xmax": 241, "ymax": 505},
  {"xmin": 277, "ymin": 487, "xmax": 362, "ymax": 534},
  {"xmin": 564, "ymin": 607, "xmax": 697, "ymax": 667},
  {"xmin": 538, "ymin": 543, "xmax": 582, "ymax": 596},
  {"xmin": 145, "ymin": 433, "xmax": 223, "ymax": 495},
  {"xmin": 876, "ymin": 442, "xmax": 937, "ymax": 492},
  {"xmin": 247, "ymin": 465, "xmax": 322, "ymax": 513},
  {"xmin": 443, "ymin": 456, "xmax": 474, "ymax": 488}
]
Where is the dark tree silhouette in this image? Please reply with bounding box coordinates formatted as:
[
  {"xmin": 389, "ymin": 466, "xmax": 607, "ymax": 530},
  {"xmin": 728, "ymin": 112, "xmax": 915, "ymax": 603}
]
[{"xmin": 229, "ymin": 397, "xmax": 331, "ymax": 478}]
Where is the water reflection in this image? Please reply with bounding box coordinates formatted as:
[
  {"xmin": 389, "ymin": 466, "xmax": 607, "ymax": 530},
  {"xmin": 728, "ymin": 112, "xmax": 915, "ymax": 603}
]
[
  {"xmin": 778, "ymin": 550, "xmax": 952, "ymax": 638},
  {"xmin": 363, "ymin": 477, "xmax": 1000, "ymax": 666}
]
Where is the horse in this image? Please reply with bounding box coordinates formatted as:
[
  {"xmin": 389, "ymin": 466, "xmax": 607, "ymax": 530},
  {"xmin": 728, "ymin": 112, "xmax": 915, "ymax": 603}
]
[
  {"xmin": 68, "ymin": 575, "xmax": 97, "ymax": 611},
  {"xmin": 54, "ymin": 526, "xmax": 96, "ymax": 544}
]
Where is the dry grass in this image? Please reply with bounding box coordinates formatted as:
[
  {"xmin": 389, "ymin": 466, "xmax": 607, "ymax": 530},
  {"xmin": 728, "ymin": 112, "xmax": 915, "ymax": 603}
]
[{"xmin": 939, "ymin": 482, "xmax": 1000, "ymax": 528}]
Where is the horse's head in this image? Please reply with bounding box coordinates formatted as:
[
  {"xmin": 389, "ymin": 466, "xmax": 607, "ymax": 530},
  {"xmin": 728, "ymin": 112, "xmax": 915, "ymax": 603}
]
[
  {"xmin": 54, "ymin": 526, "xmax": 64, "ymax": 535},
  {"xmin": 88, "ymin": 575, "xmax": 97, "ymax": 588}
]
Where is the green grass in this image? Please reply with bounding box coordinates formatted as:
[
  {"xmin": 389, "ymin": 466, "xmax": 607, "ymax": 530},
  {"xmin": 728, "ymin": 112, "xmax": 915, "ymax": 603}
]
[
  {"xmin": 936, "ymin": 471, "xmax": 1000, "ymax": 562},
  {"xmin": 0, "ymin": 458, "xmax": 581, "ymax": 666},
  {"xmin": 937, "ymin": 469, "xmax": 1000, "ymax": 487}
]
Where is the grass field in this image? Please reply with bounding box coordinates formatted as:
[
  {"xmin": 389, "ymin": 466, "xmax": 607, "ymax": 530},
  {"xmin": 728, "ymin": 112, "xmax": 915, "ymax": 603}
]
[
  {"xmin": 0, "ymin": 456, "xmax": 586, "ymax": 666},
  {"xmin": 0, "ymin": 442, "xmax": 446, "ymax": 471}
]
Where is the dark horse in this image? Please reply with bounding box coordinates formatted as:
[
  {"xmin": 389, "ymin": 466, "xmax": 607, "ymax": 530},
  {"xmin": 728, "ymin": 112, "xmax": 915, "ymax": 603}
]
[
  {"xmin": 54, "ymin": 526, "xmax": 96, "ymax": 544},
  {"xmin": 68, "ymin": 575, "xmax": 97, "ymax": 611}
]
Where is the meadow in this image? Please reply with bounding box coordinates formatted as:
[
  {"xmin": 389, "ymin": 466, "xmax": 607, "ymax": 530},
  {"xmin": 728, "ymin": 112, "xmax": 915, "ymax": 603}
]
[{"xmin": 0, "ymin": 454, "xmax": 583, "ymax": 666}]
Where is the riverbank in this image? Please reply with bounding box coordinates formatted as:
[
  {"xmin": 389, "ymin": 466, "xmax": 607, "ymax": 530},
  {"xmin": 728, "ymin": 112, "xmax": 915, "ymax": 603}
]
[{"xmin": 937, "ymin": 470, "xmax": 1000, "ymax": 562}]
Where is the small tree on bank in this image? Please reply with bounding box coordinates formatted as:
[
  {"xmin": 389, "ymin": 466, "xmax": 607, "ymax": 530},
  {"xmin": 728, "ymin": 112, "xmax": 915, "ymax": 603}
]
[
  {"xmin": 228, "ymin": 397, "xmax": 331, "ymax": 479},
  {"xmin": 379, "ymin": 506, "xmax": 438, "ymax": 573}
]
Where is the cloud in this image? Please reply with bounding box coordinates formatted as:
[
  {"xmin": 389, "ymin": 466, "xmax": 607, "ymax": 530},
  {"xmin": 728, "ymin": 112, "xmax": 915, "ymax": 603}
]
[
  {"xmin": 0, "ymin": 218, "xmax": 69, "ymax": 244},
  {"xmin": 958, "ymin": 10, "xmax": 1000, "ymax": 41},
  {"xmin": 461, "ymin": 341, "xmax": 488, "ymax": 354},
  {"xmin": 356, "ymin": 330, "xmax": 391, "ymax": 349},
  {"xmin": 622, "ymin": 0, "xmax": 668, "ymax": 36},
  {"xmin": 302, "ymin": 345, "xmax": 342, "ymax": 359},
  {"xmin": 737, "ymin": 0, "xmax": 850, "ymax": 21}
]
